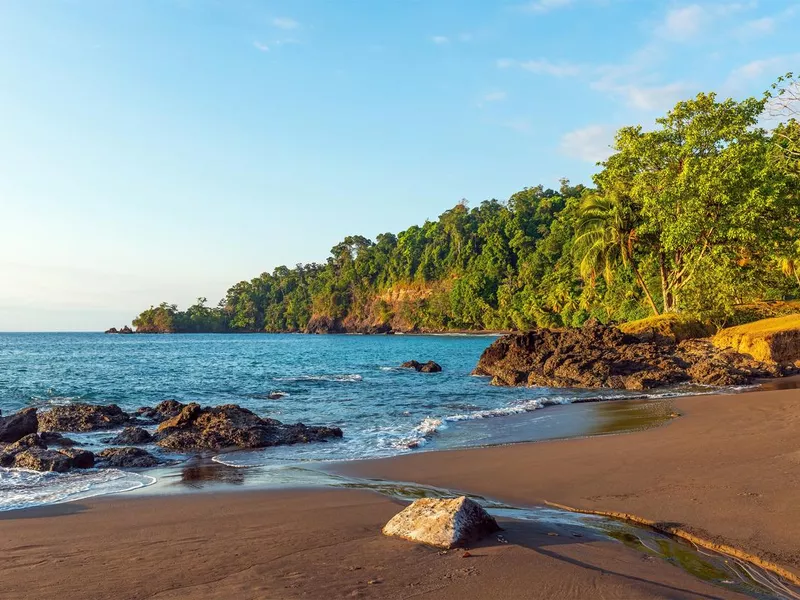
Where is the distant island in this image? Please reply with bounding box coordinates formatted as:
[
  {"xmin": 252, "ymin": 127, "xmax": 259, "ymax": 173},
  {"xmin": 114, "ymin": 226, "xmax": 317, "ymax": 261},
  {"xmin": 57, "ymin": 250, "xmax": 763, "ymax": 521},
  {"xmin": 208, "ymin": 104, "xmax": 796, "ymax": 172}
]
[{"xmin": 125, "ymin": 90, "xmax": 800, "ymax": 335}]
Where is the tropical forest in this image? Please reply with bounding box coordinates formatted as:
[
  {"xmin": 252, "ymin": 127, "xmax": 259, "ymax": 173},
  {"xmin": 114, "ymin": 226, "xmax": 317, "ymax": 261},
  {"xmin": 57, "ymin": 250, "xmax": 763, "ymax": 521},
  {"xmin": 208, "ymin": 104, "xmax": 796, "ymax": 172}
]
[{"xmin": 132, "ymin": 80, "xmax": 800, "ymax": 334}]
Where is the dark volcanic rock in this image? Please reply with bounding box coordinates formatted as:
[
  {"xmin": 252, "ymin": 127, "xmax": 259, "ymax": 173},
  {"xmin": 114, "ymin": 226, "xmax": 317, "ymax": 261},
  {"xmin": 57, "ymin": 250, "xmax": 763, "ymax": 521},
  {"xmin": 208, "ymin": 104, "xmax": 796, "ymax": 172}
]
[
  {"xmin": 305, "ymin": 315, "xmax": 346, "ymax": 334},
  {"xmin": 38, "ymin": 403, "xmax": 130, "ymax": 432},
  {"xmin": 58, "ymin": 448, "xmax": 95, "ymax": 469},
  {"xmin": 473, "ymin": 322, "xmax": 784, "ymax": 391},
  {"xmin": 106, "ymin": 427, "xmax": 153, "ymax": 445},
  {"xmin": 0, "ymin": 433, "xmax": 94, "ymax": 471},
  {"xmin": 39, "ymin": 431, "xmax": 76, "ymax": 447},
  {"xmin": 96, "ymin": 447, "xmax": 161, "ymax": 468},
  {"xmin": 136, "ymin": 400, "xmax": 185, "ymax": 423},
  {"xmin": 401, "ymin": 360, "xmax": 443, "ymax": 373},
  {"xmin": 105, "ymin": 325, "xmax": 134, "ymax": 334},
  {"xmin": 155, "ymin": 403, "xmax": 343, "ymax": 451},
  {"xmin": 11, "ymin": 448, "xmax": 73, "ymax": 472},
  {"xmin": 0, "ymin": 407, "xmax": 38, "ymax": 443}
]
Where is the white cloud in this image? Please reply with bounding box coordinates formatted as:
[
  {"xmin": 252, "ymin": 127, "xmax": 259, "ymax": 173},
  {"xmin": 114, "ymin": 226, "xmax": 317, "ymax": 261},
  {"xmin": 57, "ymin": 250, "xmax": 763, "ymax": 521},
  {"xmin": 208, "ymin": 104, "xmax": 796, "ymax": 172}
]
[
  {"xmin": 431, "ymin": 35, "xmax": 449, "ymax": 44},
  {"xmin": 482, "ymin": 91, "xmax": 508, "ymax": 103},
  {"xmin": 560, "ymin": 125, "xmax": 615, "ymax": 163},
  {"xmin": 521, "ymin": 0, "xmax": 573, "ymax": 13},
  {"xmin": 498, "ymin": 58, "xmax": 581, "ymax": 77},
  {"xmin": 519, "ymin": 58, "xmax": 581, "ymax": 77},
  {"xmin": 737, "ymin": 16, "xmax": 776, "ymax": 37},
  {"xmin": 253, "ymin": 41, "xmax": 270, "ymax": 52},
  {"xmin": 659, "ymin": 4, "xmax": 706, "ymax": 41},
  {"xmin": 592, "ymin": 79, "xmax": 692, "ymax": 111},
  {"xmin": 725, "ymin": 54, "xmax": 800, "ymax": 92},
  {"xmin": 272, "ymin": 17, "xmax": 299, "ymax": 30}
]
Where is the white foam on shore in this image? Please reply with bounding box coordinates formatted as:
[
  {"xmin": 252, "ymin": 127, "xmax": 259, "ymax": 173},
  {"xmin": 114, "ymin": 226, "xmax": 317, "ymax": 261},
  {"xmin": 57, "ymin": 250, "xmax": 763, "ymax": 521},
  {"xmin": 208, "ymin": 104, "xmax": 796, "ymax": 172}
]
[
  {"xmin": 0, "ymin": 468, "xmax": 156, "ymax": 511},
  {"xmin": 272, "ymin": 374, "xmax": 363, "ymax": 383}
]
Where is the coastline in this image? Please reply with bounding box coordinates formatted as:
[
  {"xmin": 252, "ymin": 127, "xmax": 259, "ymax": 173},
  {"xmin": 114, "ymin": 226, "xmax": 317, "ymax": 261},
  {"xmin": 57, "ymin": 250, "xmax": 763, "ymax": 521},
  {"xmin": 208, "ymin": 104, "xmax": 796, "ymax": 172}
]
[{"xmin": 2, "ymin": 384, "xmax": 800, "ymax": 598}]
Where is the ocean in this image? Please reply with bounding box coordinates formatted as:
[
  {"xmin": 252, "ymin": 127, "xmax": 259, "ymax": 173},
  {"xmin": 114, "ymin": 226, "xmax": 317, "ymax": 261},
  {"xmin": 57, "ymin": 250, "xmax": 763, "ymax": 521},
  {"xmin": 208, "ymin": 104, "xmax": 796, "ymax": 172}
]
[{"xmin": 0, "ymin": 332, "xmax": 694, "ymax": 510}]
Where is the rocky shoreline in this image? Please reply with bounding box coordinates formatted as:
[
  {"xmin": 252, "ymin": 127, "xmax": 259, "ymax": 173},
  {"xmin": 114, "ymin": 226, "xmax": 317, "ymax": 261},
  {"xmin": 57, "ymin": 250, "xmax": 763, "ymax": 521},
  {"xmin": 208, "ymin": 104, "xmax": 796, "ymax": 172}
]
[
  {"xmin": 474, "ymin": 320, "xmax": 796, "ymax": 390},
  {"xmin": 0, "ymin": 401, "xmax": 342, "ymax": 473}
]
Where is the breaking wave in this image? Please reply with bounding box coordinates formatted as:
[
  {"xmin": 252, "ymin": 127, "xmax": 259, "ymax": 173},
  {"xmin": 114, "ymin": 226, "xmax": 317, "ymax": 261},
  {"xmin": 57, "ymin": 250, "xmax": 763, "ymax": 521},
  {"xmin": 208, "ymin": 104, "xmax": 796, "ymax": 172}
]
[{"xmin": 272, "ymin": 374, "xmax": 363, "ymax": 383}]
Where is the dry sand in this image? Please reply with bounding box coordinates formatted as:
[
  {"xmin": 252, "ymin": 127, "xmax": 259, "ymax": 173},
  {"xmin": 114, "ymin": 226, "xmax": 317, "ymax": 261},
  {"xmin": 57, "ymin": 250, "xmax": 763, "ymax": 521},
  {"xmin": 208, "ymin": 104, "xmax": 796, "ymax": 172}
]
[{"xmin": 1, "ymin": 385, "xmax": 799, "ymax": 599}]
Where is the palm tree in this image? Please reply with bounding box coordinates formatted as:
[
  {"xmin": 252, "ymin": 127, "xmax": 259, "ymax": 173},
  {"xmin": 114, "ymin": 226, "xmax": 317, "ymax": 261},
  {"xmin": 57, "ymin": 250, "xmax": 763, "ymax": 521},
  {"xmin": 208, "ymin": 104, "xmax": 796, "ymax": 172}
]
[{"xmin": 574, "ymin": 193, "xmax": 661, "ymax": 316}]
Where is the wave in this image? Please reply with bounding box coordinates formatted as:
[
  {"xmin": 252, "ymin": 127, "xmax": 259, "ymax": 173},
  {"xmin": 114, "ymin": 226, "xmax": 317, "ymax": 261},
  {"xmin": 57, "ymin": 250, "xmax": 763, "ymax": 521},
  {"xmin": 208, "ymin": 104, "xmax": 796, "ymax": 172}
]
[
  {"xmin": 0, "ymin": 468, "xmax": 155, "ymax": 511},
  {"xmin": 272, "ymin": 374, "xmax": 363, "ymax": 383}
]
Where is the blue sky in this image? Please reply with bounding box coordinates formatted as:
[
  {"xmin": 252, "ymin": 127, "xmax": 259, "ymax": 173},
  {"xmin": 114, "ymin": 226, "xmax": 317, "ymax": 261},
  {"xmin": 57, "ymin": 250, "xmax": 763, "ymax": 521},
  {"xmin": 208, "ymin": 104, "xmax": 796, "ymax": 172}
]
[{"xmin": 1, "ymin": 0, "xmax": 797, "ymax": 331}]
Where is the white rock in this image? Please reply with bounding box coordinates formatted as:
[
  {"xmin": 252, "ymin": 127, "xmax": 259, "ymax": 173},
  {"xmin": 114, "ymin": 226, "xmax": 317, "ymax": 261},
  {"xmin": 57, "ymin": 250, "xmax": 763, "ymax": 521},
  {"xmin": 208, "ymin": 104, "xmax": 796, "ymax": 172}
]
[{"xmin": 382, "ymin": 496, "xmax": 500, "ymax": 549}]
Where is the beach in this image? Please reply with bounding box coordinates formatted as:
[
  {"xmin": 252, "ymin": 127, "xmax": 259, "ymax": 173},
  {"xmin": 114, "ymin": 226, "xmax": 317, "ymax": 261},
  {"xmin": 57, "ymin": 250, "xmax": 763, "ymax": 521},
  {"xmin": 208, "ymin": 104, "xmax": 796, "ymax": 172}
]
[{"xmin": 0, "ymin": 384, "xmax": 798, "ymax": 599}]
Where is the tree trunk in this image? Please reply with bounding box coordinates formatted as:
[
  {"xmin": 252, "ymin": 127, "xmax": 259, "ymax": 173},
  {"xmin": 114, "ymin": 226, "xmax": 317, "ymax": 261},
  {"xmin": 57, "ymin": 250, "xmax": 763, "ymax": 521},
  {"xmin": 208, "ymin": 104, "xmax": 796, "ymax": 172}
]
[{"xmin": 629, "ymin": 253, "xmax": 660, "ymax": 316}]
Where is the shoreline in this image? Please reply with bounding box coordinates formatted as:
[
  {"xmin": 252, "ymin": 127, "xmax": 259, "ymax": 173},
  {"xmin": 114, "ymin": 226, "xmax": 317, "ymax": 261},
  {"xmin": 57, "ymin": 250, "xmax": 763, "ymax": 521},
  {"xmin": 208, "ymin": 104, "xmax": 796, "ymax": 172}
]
[{"xmin": 2, "ymin": 383, "xmax": 800, "ymax": 598}]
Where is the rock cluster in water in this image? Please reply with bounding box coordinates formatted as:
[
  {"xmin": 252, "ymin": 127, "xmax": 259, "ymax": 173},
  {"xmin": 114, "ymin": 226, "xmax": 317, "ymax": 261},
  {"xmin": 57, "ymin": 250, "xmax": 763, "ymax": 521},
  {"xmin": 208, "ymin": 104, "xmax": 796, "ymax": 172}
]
[
  {"xmin": 401, "ymin": 360, "xmax": 443, "ymax": 373},
  {"xmin": 473, "ymin": 321, "xmax": 792, "ymax": 390},
  {"xmin": 383, "ymin": 496, "xmax": 500, "ymax": 549},
  {"xmin": 104, "ymin": 326, "xmax": 134, "ymax": 334},
  {"xmin": 0, "ymin": 400, "xmax": 342, "ymax": 472}
]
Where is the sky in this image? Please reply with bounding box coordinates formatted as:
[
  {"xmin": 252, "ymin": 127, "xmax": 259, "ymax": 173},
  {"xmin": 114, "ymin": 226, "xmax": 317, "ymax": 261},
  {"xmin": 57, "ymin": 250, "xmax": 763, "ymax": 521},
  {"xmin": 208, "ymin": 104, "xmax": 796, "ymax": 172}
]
[{"xmin": 0, "ymin": 0, "xmax": 798, "ymax": 331}]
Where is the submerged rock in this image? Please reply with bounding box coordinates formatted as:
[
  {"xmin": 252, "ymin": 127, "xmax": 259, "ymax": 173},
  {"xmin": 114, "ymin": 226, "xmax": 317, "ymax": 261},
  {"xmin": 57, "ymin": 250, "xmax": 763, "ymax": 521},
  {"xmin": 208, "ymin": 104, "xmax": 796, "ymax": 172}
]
[
  {"xmin": 38, "ymin": 403, "xmax": 130, "ymax": 432},
  {"xmin": 383, "ymin": 497, "xmax": 500, "ymax": 549},
  {"xmin": 155, "ymin": 403, "xmax": 343, "ymax": 451},
  {"xmin": 401, "ymin": 360, "xmax": 443, "ymax": 373},
  {"xmin": 96, "ymin": 447, "xmax": 161, "ymax": 468},
  {"xmin": 0, "ymin": 407, "xmax": 38, "ymax": 444},
  {"xmin": 106, "ymin": 427, "xmax": 153, "ymax": 445},
  {"xmin": 473, "ymin": 321, "xmax": 788, "ymax": 391}
]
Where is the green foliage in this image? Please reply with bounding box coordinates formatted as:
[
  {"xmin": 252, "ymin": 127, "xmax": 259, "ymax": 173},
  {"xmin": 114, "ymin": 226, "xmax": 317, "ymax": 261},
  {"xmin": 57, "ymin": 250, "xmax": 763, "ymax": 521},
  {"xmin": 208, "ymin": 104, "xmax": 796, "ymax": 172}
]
[{"xmin": 133, "ymin": 87, "xmax": 800, "ymax": 333}]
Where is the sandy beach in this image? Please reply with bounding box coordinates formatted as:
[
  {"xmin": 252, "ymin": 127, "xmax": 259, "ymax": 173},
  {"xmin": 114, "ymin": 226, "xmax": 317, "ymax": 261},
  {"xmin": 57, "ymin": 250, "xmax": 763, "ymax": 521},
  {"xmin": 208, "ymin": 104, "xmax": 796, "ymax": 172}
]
[{"xmin": 1, "ymin": 385, "xmax": 799, "ymax": 599}]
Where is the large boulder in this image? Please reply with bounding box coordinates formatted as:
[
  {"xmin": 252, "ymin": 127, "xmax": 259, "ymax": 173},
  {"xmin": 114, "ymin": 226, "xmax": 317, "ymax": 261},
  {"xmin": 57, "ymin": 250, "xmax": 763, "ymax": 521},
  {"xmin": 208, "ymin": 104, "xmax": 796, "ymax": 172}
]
[
  {"xmin": 401, "ymin": 360, "xmax": 443, "ymax": 373},
  {"xmin": 383, "ymin": 497, "xmax": 500, "ymax": 549},
  {"xmin": 38, "ymin": 403, "xmax": 130, "ymax": 432},
  {"xmin": 155, "ymin": 403, "xmax": 343, "ymax": 451},
  {"xmin": 0, "ymin": 435, "xmax": 95, "ymax": 471},
  {"xmin": 474, "ymin": 321, "xmax": 790, "ymax": 391},
  {"xmin": 9, "ymin": 448, "xmax": 73, "ymax": 472},
  {"xmin": 58, "ymin": 448, "xmax": 95, "ymax": 469},
  {"xmin": 96, "ymin": 447, "xmax": 161, "ymax": 468},
  {"xmin": 0, "ymin": 407, "xmax": 38, "ymax": 443},
  {"xmin": 39, "ymin": 431, "xmax": 76, "ymax": 447}
]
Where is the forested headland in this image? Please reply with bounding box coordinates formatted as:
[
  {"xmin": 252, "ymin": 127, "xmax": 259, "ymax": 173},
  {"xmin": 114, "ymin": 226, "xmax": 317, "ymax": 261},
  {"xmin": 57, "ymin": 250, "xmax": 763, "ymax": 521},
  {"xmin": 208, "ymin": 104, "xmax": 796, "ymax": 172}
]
[{"xmin": 131, "ymin": 80, "xmax": 800, "ymax": 334}]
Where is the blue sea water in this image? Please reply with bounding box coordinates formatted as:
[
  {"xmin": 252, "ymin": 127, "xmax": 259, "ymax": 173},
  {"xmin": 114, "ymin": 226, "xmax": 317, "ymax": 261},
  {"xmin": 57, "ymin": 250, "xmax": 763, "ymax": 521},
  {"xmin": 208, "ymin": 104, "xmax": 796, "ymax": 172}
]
[{"xmin": 0, "ymin": 332, "xmax": 677, "ymax": 509}]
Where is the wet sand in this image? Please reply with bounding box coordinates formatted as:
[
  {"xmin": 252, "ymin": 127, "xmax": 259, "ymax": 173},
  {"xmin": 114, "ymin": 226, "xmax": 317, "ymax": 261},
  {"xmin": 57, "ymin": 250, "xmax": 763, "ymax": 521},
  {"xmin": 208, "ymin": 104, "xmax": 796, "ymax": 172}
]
[
  {"xmin": 1, "ymin": 385, "xmax": 799, "ymax": 599},
  {"xmin": 339, "ymin": 386, "xmax": 800, "ymax": 574}
]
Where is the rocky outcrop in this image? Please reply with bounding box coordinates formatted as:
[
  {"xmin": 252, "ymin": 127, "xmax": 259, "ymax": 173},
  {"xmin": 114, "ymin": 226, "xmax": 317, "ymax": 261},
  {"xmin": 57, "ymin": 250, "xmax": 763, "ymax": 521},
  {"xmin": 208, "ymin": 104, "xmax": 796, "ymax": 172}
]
[
  {"xmin": 0, "ymin": 407, "xmax": 38, "ymax": 443},
  {"xmin": 136, "ymin": 400, "xmax": 185, "ymax": 423},
  {"xmin": 474, "ymin": 321, "xmax": 789, "ymax": 391},
  {"xmin": 0, "ymin": 435, "xmax": 95, "ymax": 472},
  {"xmin": 105, "ymin": 325, "xmax": 134, "ymax": 334},
  {"xmin": 305, "ymin": 315, "xmax": 347, "ymax": 334},
  {"xmin": 105, "ymin": 427, "xmax": 153, "ymax": 445},
  {"xmin": 155, "ymin": 403, "xmax": 343, "ymax": 451},
  {"xmin": 38, "ymin": 431, "xmax": 76, "ymax": 447},
  {"xmin": 401, "ymin": 360, "xmax": 443, "ymax": 373},
  {"xmin": 712, "ymin": 315, "xmax": 800, "ymax": 365},
  {"xmin": 383, "ymin": 497, "xmax": 500, "ymax": 549},
  {"xmin": 305, "ymin": 315, "xmax": 393, "ymax": 334},
  {"xmin": 96, "ymin": 447, "xmax": 162, "ymax": 468},
  {"xmin": 38, "ymin": 403, "xmax": 130, "ymax": 432}
]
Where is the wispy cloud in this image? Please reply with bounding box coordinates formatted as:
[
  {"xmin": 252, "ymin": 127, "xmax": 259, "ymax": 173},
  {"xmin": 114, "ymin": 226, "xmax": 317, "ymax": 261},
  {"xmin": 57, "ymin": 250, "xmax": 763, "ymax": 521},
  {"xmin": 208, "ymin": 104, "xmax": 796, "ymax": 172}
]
[
  {"xmin": 725, "ymin": 54, "xmax": 800, "ymax": 92},
  {"xmin": 520, "ymin": 0, "xmax": 573, "ymax": 14},
  {"xmin": 253, "ymin": 41, "xmax": 270, "ymax": 52},
  {"xmin": 484, "ymin": 91, "xmax": 508, "ymax": 102},
  {"xmin": 272, "ymin": 17, "xmax": 299, "ymax": 30},
  {"xmin": 736, "ymin": 16, "xmax": 776, "ymax": 38},
  {"xmin": 592, "ymin": 79, "xmax": 692, "ymax": 111},
  {"xmin": 658, "ymin": 4, "xmax": 706, "ymax": 41},
  {"xmin": 560, "ymin": 125, "xmax": 615, "ymax": 163},
  {"xmin": 431, "ymin": 35, "xmax": 449, "ymax": 45},
  {"xmin": 498, "ymin": 58, "xmax": 581, "ymax": 77}
]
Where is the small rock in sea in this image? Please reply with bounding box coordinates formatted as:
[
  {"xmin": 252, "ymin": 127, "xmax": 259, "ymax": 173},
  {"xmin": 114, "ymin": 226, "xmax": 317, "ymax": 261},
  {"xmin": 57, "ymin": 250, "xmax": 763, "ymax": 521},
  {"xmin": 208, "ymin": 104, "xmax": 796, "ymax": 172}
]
[
  {"xmin": 96, "ymin": 447, "xmax": 162, "ymax": 468},
  {"xmin": 136, "ymin": 400, "xmax": 185, "ymax": 423},
  {"xmin": 267, "ymin": 392, "xmax": 286, "ymax": 400},
  {"xmin": 59, "ymin": 448, "xmax": 95, "ymax": 469},
  {"xmin": 400, "ymin": 360, "xmax": 443, "ymax": 373},
  {"xmin": 106, "ymin": 426, "xmax": 153, "ymax": 445},
  {"xmin": 462, "ymin": 551, "xmax": 472, "ymax": 558},
  {"xmin": 39, "ymin": 431, "xmax": 76, "ymax": 447},
  {"xmin": 382, "ymin": 496, "xmax": 500, "ymax": 549}
]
